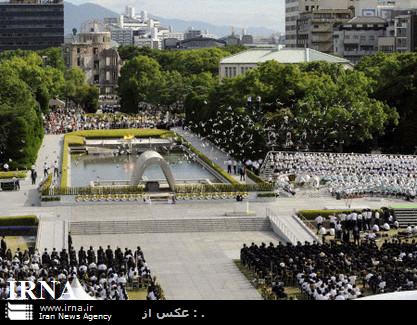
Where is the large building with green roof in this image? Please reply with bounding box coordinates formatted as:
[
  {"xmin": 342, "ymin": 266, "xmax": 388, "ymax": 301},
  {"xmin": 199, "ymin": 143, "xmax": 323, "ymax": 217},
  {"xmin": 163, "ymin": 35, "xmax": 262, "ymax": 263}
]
[{"xmin": 219, "ymin": 47, "xmax": 353, "ymax": 79}]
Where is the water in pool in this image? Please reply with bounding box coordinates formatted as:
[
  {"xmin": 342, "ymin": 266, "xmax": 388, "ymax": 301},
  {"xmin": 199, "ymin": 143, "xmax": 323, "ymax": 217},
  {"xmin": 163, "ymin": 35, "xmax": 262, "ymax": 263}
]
[{"xmin": 70, "ymin": 152, "xmax": 219, "ymax": 187}]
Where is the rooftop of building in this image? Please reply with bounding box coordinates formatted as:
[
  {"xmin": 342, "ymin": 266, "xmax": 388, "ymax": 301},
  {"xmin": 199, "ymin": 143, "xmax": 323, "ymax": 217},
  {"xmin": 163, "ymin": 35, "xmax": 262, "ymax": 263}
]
[
  {"xmin": 347, "ymin": 16, "xmax": 387, "ymax": 24},
  {"xmin": 220, "ymin": 47, "xmax": 352, "ymax": 65},
  {"xmin": 181, "ymin": 37, "xmax": 226, "ymax": 44}
]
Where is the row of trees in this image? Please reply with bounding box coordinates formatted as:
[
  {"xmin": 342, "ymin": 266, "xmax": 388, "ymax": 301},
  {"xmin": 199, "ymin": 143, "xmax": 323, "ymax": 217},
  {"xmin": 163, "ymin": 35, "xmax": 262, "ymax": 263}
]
[
  {"xmin": 117, "ymin": 46, "xmax": 242, "ymax": 114},
  {"xmin": 0, "ymin": 49, "xmax": 97, "ymax": 169},
  {"xmin": 185, "ymin": 61, "xmax": 399, "ymax": 160},
  {"xmin": 118, "ymin": 47, "xmax": 417, "ymax": 160}
]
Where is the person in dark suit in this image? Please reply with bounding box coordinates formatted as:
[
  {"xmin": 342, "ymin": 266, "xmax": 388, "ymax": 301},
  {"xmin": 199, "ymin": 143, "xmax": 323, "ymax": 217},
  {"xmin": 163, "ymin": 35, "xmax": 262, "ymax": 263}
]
[
  {"xmin": 1, "ymin": 236, "xmax": 7, "ymax": 257},
  {"xmin": 106, "ymin": 245, "xmax": 114, "ymax": 266}
]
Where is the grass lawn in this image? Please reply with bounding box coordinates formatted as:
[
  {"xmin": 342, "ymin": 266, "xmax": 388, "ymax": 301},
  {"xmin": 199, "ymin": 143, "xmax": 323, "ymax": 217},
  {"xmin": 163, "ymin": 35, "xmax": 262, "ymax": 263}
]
[
  {"xmin": 234, "ymin": 260, "xmax": 263, "ymax": 295},
  {"xmin": 234, "ymin": 260, "xmax": 303, "ymax": 300},
  {"xmin": 3, "ymin": 236, "xmax": 36, "ymax": 252},
  {"xmin": 127, "ymin": 289, "xmax": 148, "ymax": 300},
  {"xmin": 0, "ymin": 215, "xmax": 38, "ymax": 227},
  {"xmin": 390, "ymin": 203, "xmax": 417, "ymax": 209},
  {"xmin": 375, "ymin": 229, "xmax": 400, "ymax": 247},
  {"xmin": 0, "ymin": 171, "xmax": 27, "ymax": 179},
  {"xmin": 70, "ymin": 129, "xmax": 174, "ymax": 139},
  {"xmin": 284, "ymin": 286, "xmax": 303, "ymax": 300}
]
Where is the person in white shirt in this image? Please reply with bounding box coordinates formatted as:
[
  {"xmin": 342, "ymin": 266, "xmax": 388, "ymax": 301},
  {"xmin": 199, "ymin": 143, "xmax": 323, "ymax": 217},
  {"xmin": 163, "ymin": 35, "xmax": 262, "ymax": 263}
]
[
  {"xmin": 319, "ymin": 226, "xmax": 327, "ymax": 242},
  {"xmin": 374, "ymin": 211, "xmax": 380, "ymax": 226},
  {"xmin": 315, "ymin": 215, "xmax": 324, "ymax": 233},
  {"xmin": 406, "ymin": 225, "xmax": 413, "ymax": 234},
  {"xmin": 368, "ymin": 232, "xmax": 377, "ymax": 240},
  {"xmin": 329, "ymin": 215, "xmax": 337, "ymax": 229},
  {"xmin": 147, "ymin": 290, "xmax": 157, "ymax": 300},
  {"xmin": 226, "ymin": 160, "xmax": 232, "ymax": 174}
]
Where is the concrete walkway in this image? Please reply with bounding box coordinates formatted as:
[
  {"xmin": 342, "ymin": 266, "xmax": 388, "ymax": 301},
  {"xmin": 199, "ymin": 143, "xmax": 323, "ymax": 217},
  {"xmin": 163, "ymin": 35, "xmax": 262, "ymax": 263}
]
[
  {"xmin": 173, "ymin": 128, "xmax": 255, "ymax": 184},
  {"xmin": 36, "ymin": 214, "xmax": 68, "ymax": 251},
  {"xmin": 0, "ymin": 134, "xmax": 63, "ymax": 208},
  {"xmin": 34, "ymin": 134, "xmax": 64, "ymax": 188}
]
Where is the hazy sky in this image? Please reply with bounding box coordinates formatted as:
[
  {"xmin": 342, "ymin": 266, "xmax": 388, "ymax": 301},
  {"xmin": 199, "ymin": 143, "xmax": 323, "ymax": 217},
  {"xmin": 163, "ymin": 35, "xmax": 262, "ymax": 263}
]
[{"xmin": 67, "ymin": 0, "xmax": 285, "ymax": 31}]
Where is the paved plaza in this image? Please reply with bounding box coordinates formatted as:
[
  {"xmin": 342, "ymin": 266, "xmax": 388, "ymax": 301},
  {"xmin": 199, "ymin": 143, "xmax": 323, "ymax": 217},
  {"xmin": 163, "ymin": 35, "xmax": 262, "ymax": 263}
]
[{"xmin": 72, "ymin": 232, "xmax": 279, "ymax": 300}]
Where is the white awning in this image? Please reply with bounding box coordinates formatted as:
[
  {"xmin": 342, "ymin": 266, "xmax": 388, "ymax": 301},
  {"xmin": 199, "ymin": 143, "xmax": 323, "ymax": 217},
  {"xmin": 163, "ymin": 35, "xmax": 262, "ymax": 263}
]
[{"xmin": 356, "ymin": 291, "xmax": 417, "ymax": 300}]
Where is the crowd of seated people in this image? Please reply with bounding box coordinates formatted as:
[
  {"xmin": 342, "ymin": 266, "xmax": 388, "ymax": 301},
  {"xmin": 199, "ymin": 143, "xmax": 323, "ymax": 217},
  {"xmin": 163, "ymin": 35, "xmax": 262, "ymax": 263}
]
[
  {"xmin": 44, "ymin": 107, "xmax": 183, "ymax": 134},
  {"xmin": 241, "ymin": 239, "xmax": 417, "ymax": 300},
  {"xmin": 0, "ymin": 241, "xmax": 162, "ymax": 300},
  {"xmin": 264, "ymin": 151, "xmax": 417, "ymax": 200}
]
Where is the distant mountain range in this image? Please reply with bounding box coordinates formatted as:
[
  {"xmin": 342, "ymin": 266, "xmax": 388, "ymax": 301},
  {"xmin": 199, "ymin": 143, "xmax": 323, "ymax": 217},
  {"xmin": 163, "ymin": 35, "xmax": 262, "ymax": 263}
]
[
  {"xmin": 65, "ymin": 2, "xmax": 118, "ymax": 34},
  {"xmin": 64, "ymin": 2, "xmax": 277, "ymax": 37}
]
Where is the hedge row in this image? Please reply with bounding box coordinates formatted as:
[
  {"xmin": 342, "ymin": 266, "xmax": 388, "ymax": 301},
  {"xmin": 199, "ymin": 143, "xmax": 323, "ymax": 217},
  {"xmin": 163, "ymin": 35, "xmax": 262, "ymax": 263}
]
[
  {"xmin": 0, "ymin": 171, "xmax": 27, "ymax": 179},
  {"xmin": 0, "ymin": 215, "xmax": 38, "ymax": 227},
  {"xmin": 40, "ymin": 173, "xmax": 52, "ymax": 194},
  {"xmin": 70, "ymin": 129, "xmax": 174, "ymax": 139},
  {"xmin": 257, "ymin": 192, "xmax": 276, "ymax": 198},
  {"xmin": 298, "ymin": 209, "xmax": 385, "ymax": 220},
  {"xmin": 175, "ymin": 183, "xmax": 273, "ymax": 194},
  {"xmin": 246, "ymin": 169, "xmax": 268, "ymax": 185}
]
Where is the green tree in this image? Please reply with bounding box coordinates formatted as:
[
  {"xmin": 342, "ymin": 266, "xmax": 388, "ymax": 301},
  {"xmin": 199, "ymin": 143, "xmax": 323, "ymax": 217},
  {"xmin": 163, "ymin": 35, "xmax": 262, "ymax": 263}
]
[
  {"xmin": 0, "ymin": 65, "xmax": 43, "ymax": 168},
  {"xmin": 356, "ymin": 52, "xmax": 417, "ymax": 153},
  {"xmin": 118, "ymin": 55, "xmax": 163, "ymax": 113},
  {"xmin": 80, "ymin": 85, "xmax": 99, "ymax": 113}
]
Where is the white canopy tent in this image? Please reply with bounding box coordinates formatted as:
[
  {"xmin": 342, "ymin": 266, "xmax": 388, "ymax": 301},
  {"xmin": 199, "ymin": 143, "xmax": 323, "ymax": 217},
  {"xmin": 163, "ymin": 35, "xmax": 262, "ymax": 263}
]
[
  {"xmin": 356, "ymin": 291, "xmax": 417, "ymax": 300},
  {"xmin": 49, "ymin": 98, "xmax": 66, "ymax": 109}
]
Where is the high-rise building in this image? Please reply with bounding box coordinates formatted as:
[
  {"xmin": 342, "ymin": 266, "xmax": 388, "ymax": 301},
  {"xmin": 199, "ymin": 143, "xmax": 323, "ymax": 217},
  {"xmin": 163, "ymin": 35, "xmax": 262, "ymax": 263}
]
[
  {"xmin": 0, "ymin": 0, "xmax": 64, "ymax": 51},
  {"xmin": 333, "ymin": 16, "xmax": 388, "ymax": 64},
  {"xmin": 285, "ymin": 0, "xmax": 367, "ymax": 47},
  {"xmin": 125, "ymin": 5, "xmax": 135, "ymax": 18},
  {"xmin": 285, "ymin": 0, "xmax": 319, "ymax": 47},
  {"xmin": 297, "ymin": 8, "xmax": 352, "ymax": 53},
  {"xmin": 393, "ymin": 11, "xmax": 417, "ymax": 52}
]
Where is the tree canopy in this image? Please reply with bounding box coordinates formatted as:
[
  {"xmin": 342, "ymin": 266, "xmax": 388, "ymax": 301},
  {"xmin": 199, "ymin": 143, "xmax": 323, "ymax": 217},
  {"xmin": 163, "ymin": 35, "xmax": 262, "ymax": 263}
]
[
  {"xmin": 0, "ymin": 49, "xmax": 97, "ymax": 169},
  {"xmin": 356, "ymin": 52, "xmax": 417, "ymax": 153}
]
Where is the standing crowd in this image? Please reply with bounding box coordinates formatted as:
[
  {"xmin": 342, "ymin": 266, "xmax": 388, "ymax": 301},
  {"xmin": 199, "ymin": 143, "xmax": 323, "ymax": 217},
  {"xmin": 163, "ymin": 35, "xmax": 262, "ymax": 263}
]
[
  {"xmin": 44, "ymin": 107, "xmax": 183, "ymax": 135},
  {"xmin": 312, "ymin": 209, "xmax": 401, "ymax": 244}
]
